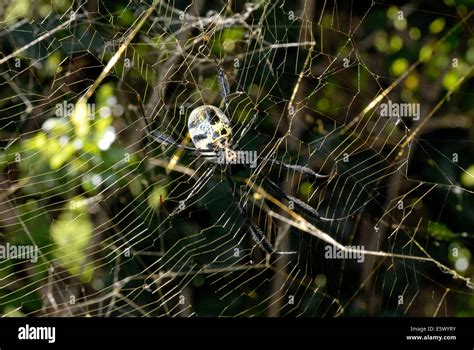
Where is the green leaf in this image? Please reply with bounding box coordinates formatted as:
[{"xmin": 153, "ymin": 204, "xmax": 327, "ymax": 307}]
[
  {"xmin": 427, "ymin": 222, "xmax": 457, "ymax": 241},
  {"xmin": 50, "ymin": 210, "xmax": 94, "ymax": 281},
  {"xmin": 461, "ymin": 165, "xmax": 474, "ymax": 188}
]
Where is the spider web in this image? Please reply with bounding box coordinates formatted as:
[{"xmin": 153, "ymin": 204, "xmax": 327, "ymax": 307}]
[{"xmin": 0, "ymin": 0, "xmax": 473, "ymax": 317}]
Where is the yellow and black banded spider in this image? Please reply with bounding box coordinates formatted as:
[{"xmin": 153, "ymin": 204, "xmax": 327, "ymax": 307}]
[{"xmin": 149, "ymin": 62, "xmax": 353, "ymax": 255}]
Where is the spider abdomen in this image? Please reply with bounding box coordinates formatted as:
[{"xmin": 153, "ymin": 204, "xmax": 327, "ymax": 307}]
[{"xmin": 188, "ymin": 105, "xmax": 232, "ymax": 162}]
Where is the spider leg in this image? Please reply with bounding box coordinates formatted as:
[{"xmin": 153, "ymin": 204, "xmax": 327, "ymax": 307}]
[
  {"xmin": 131, "ymin": 91, "xmax": 198, "ymax": 153},
  {"xmin": 260, "ymin": 175, "xmax": 366, "ymax": 222},
  {"xmin": 217, "ymin": 67, "xmax": 231, "ymax": 107},
  {"xmin": 199, "ymin": 47, "xmax": 232, "ymax": 112},
  {"xmin": 216, "ymin": 66, "xmax": 236, "ymax": 123},
  {"xmin": 225, "ymin": 172, "xmax": 296, "ymax": 256},
  {"xmin": 151, "ymin": 131, "xmax": 220, "ymax": 164},
  {"xmin": 264, "ymin": 158, "xmax": 330, "ymax": 179},
  {"xmin": 170, "ymin": 166, "xmax": 215, "ymax": 217},
  {"xmin": 150, "ymin": 131, "xmax": 197, "ymax": 152}
]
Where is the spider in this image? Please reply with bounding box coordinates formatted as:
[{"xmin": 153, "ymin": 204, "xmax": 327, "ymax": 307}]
[{"xmin": 149, "ymin": 62, "xmax": 349, "ymax": 255}]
